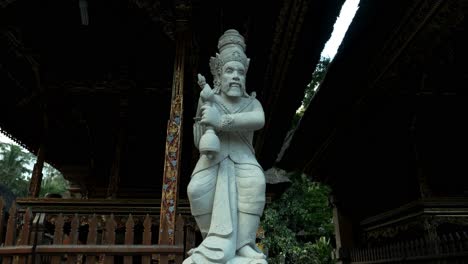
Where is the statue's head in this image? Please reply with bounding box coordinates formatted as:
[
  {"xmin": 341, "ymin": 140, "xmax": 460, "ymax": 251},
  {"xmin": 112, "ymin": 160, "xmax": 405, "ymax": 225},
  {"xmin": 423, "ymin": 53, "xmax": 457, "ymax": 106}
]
[{"xmin": 210, "ymin": 29, "xmax": 250, "ymax": 97}]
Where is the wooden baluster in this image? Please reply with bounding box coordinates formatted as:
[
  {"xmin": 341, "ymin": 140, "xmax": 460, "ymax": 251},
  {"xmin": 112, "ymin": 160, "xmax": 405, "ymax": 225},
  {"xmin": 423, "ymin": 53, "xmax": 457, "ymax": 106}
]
[
  {"xmin": 28, "ymin": 213, "xmax": 46, "ymax": 264},
  {"xmin": 405, "ymin": 240, "xmax": 412, "ymax": 258},
  {"xmin": 17, "ymin": 208, "xmax": 32, "ymax": 264},
  {"xmin": 441, "ymin": 234, "xmax": 448, "ymax": 254},
  {"xmin": 447, "ymin": 233, "xmax": 456, "ymax": 254},
  {"xmin": 0, "ymin": 196, "xmax": 4, "ymax": 245},
  {"xmin": 142, "ymin": 214, "xmax": 152, "ymax": 264},
  {"xmin": 124, "ymin": 214, "xmax": 135, "ymax": 264},
  {"xmin": 434, "ymin": 233, "xmax": 441, "ymax": 255},
  {"xmin": 104, "ymin": 214, "xmax": 116, "ymax": 264},
  {"xmin": 86, "ymin": 214, "xmax": 98, "ymax": 264},
  {"xmin": 454, "ymin": 232, "xmax": 463, "ymax": 252},
  {"xmin": 4, "ymin": 203, "xmax": 17, "ymax": 246},
  {"xmin": 384, "ymin": 244, "xmax": 390, "ymax": 260},
  {"xmin": 414, "ymin": 238, "xmax": 421, "ymax": 257},
  {"xmin": 419, "ymin": 237, "xmax": 426, "ymax": 256},
  {"xmin": 159, "ymin": 215, "xmax": 169, "ymax": 264},
  {"xmin": 51, "ymin": 214, "xmax": 64, "ymax": 264},
  {"xmin": 3, "ymin": 203, "xmax": 17, "ymax": 264},
  {"xmin": 174, "ymin": 214, "xmax": 184, "ymax": 263},
  {"xmin": 378, "ymin": 246, "xmax": 383, "ymax": 260},
  {"xmin": 407, "ymin": 240, "xmax": 413, "ymax": 257},
  {"xmin": 461, "ymin": 231, "xmax": 468, "ymax": 251},
  {"xmin": 389, "ymin": 243, "xmax": 395, "ymax": 259},
  {"xmin": 67, "ymin": 214, "xmax": 80, "ymax": 264},
  {"xmin": 395, "ymin": 242, "xmax": 401, "ymax": 259},
  {"xmin": 184, "ymin": 217, "xmax": 196, "ymax": 259},
  {"xmin": 399, "ymin": 241, "xmax": 404, "ymax": 259}
]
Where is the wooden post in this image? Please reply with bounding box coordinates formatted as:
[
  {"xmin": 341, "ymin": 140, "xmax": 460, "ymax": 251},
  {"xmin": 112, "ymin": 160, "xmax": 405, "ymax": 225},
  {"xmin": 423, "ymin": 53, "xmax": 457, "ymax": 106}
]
[
  {"xmin": 107, "ymin": 128, "xmax": 124, "ymax": 199},
  {"xmin": 28, "ymin": 144, "xmax": 45, "ymax": 197},
  {"xmin": 158, "ymin": 3, "xmax": 190, "ymax": 246},
  {"xmin": 0, "ymin": 196, "xmax": 4, "ymax": 245},
  {"xmin": 331, "ymin": 196, "xmax": 353, "ymax": 264}
]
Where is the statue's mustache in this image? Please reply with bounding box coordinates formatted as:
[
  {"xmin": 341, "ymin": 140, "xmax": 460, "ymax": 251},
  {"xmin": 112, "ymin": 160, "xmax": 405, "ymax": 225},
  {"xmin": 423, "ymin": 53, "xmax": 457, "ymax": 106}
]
[{"xmin": 229, "ymin": 82, "xmax": 242, "ymax": 88}]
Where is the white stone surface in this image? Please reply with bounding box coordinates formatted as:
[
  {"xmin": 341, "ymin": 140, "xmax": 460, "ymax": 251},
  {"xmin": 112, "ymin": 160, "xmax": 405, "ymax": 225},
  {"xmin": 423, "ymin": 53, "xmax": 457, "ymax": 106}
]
[{"xmin": 186, "ymin": 29, "xmax": 267, "ymax": 264}]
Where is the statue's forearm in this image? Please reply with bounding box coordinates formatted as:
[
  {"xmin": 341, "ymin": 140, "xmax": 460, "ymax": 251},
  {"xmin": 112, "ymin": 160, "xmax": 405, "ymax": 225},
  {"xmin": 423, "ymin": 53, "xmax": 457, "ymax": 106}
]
[{"xmin": 218, "ymin": 111, "xmax": 265, "ymax": 132}]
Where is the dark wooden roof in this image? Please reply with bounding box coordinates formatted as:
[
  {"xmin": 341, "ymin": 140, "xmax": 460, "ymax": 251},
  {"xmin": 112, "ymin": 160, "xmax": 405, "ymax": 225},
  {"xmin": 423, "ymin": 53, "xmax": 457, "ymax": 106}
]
[
  {"xmin": 279, "ymin": 0, "xmax": 468, "ymax": 220},
  {"xmin": 0, "ymin": 0, "xmax": 344, "ymax": 197}
]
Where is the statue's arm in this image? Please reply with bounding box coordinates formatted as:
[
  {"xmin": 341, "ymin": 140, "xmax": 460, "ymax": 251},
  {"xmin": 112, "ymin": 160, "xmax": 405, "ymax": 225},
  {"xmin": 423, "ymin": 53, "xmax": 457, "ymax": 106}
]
[
  {"xmin": 218, "ymin": 99, "xmax": 265, "ymax": 132},
  {"xmin": 193, "ymin": 97, "xmax": 204, "ymax": 149}
]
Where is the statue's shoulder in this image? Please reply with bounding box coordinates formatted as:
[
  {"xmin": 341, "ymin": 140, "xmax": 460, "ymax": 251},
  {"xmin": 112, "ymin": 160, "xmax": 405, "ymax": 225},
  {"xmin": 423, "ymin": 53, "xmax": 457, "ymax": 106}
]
[{"xmin": 248, "ymin": 93, "xmax": 264, "ymax": 110}]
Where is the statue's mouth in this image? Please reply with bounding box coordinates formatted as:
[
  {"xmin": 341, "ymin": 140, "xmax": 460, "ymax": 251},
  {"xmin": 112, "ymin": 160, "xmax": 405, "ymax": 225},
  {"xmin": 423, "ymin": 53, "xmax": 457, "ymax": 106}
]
[{"xmin": 229, "ymin": 82, "xmax": 241, "ymax": 88}]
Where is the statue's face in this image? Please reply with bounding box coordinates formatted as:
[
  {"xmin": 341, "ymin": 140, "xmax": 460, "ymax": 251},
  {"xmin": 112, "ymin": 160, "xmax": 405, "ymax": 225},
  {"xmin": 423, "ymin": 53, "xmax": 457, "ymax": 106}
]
[{"xmin": 221, "ymin": 61, "xmax": 246, "ymax": 98}]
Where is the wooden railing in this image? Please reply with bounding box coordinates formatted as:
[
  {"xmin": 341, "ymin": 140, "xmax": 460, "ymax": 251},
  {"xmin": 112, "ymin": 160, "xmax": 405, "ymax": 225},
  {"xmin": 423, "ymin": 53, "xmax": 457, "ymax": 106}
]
[
  {"xmin": 0, "ymin": 197, "xmax": 189, "ymax": 264},
  {"xmin": 342, "ymin": 231, "xmax": 468, "ymax": 263}
]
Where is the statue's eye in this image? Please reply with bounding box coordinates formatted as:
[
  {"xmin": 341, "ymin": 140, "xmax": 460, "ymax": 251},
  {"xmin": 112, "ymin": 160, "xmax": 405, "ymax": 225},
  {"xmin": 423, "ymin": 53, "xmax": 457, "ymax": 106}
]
[
  {"xmin": 225, "ymin": 68, "xmax": 234, "ymax": 73},
  {"xmin": 238, "ymin": 70, "xmax": 245, "ymax": 75}
]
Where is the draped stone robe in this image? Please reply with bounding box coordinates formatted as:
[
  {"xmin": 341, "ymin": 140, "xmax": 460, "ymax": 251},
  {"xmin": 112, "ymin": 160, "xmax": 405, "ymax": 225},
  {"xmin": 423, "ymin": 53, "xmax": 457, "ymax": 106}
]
[{"xmin": 186, "ymin": 93, "xmax": 266, "ymax": 264}]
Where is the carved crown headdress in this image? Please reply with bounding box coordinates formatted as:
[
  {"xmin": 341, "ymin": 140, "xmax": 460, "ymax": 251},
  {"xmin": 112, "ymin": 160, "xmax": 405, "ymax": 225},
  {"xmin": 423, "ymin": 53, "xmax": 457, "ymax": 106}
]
[{"xmin": 209, "ymin": 29, "xmax": 251, "ymax": 92}]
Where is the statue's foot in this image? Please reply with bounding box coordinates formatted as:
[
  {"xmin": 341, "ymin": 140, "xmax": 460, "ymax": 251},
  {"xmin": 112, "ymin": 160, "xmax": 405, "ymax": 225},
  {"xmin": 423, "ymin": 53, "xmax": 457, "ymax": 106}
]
[{"xmin": 237, "ymin": 245, "xmax": 266, "ymax": 259}]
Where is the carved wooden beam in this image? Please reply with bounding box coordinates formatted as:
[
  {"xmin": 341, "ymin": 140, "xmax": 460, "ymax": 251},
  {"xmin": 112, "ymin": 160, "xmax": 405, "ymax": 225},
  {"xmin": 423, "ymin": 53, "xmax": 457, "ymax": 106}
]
[{"xmin": 158, "ymin": 4, "xmax": 190, "ymax": 245}]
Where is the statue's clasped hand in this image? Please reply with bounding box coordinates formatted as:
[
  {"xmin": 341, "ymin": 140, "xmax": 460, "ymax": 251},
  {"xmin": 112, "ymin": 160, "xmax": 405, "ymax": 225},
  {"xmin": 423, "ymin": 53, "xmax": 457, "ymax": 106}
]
[{"xmin": 200, "ymin": 105, "xmax": 221, "ymax": 129}]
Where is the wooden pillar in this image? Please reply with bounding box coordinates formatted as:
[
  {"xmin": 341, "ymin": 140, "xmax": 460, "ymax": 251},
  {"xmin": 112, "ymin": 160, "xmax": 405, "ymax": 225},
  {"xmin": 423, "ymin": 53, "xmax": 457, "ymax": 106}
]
[
  {"xmin": 331, "ymin": 196, "xmax": 354, "ymax": 264},
  {"xmin": 28, "ymin": 143, "xmax": 45, "ymax": 197},
  {"xmin": 158, "ymin": 5, "xmax": 190, "ymax": 245},
  {"xmin": 106, "ymin": 127, "xmax": 124, "ymax": 199},
  {"xmin": 28, "ymin": 61, "xmax": 47, "ymax": 198}
]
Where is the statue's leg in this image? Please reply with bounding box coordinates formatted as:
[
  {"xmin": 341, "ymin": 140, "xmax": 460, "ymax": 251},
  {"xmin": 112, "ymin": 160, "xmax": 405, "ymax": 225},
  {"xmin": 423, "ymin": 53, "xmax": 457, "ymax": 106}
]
[
  {"xmin": 235, "ymin": 164, "xmax": 266, "ymax": 259},
  {"xmin": 187, "ymin": 165, "xmax": 218, "ymax": 238}
]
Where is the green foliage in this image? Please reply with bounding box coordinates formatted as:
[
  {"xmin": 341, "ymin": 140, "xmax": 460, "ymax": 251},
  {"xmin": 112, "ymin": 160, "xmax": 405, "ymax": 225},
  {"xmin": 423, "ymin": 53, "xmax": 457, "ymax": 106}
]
[
  {"xmin": 39, "ymin": 164, "xmax": 70, "ymax": 197},
  {"xmin": 0, "ymin": 142, "xmax": 69, "ymax": 198},
  {"xmin": 0, "ymin": 143, "xmax": 33, "ymax": 197},
  {"xmin": 261, "ymin": 173, "xmax": 335, "ymax": 264},
  {"xmin": 292, "ymin": 56, "xmax": 331, "ymax": 127}
]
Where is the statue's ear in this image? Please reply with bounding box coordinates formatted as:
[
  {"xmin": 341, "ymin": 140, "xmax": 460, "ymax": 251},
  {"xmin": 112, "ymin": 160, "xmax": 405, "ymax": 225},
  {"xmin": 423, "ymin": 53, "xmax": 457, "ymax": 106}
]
[{"xmin": 246, "ymin": 58, "xmax": 250, "ymax": 73}]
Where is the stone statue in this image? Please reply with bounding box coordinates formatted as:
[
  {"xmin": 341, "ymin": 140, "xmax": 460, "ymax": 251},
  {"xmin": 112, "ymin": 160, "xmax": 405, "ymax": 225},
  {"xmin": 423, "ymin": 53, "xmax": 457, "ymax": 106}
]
[{"xmin": 184, "ymin": 29, "xmax": 267, "ymax": 264}]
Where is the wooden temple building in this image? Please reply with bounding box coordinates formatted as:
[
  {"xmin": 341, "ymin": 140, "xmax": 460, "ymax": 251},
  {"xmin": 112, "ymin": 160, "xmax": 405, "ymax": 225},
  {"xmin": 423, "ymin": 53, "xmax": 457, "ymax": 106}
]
[{"xmin": 1, "ymin": 0, "xmax": 467, "ymax": 263}]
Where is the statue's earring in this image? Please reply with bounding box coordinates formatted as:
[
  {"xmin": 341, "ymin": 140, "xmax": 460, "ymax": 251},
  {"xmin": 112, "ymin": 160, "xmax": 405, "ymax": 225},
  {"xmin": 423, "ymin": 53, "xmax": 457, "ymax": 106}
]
[{"xmin": 213, "ymin": 79, "xmax": 221, "ymax": 93}]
